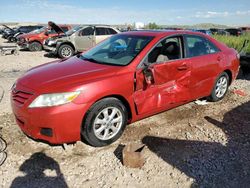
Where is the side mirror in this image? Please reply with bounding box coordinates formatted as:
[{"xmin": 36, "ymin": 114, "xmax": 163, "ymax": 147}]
[
  {"xmin": 44, "ymin": 31, "xmax": 48, "ymax": 36},
  {"xmin": 143, "ymin": 67, "xmax": 154, "ymax": 85}
]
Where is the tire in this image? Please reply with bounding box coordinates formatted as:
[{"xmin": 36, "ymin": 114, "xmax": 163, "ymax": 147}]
[
  {"xmin": 82, "ymin": 98, "xmax": 128, "ymax": 147},
  {"xmin": 58, "ymin": 44, "xmax": 74, "ymax": 58},
  {"xmin": 208, "ymin": 72, "xmax": 229, "ymax": 102},
  {"xmin": 8, "ymin": 36, "xmax": 16, "ymax": 43},
  {"xmin": 29, "ymin": 42, "xmax": 42, "ymax": 51}
]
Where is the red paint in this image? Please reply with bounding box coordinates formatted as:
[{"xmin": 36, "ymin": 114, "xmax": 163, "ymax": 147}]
[{"xmin": 11, "ymin": 31, "xmax": 240, "ymax": 144}]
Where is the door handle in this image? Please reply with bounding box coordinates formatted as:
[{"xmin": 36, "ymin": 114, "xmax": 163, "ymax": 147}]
[{"xmin": 177, "ymin": 64, "xmax": 188, "ymax": 71}]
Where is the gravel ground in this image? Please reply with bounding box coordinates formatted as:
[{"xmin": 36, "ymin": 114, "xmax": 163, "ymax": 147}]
[{"xmin": 0, "ymin": 37, "xmax": 250, "ymax": 188}]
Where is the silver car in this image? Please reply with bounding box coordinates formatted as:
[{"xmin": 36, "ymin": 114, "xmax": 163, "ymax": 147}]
[{"xmin": 44, "ymin": 25, "xmax": 120, "ymax": 58}]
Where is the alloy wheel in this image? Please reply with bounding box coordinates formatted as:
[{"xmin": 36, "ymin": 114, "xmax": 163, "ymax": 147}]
[
  {"xmin": 93, "ymin": 107, "xmax": 123, "ymax": 140},
  {"xmin": 215, "ymin": 76, "xmax": 228, "ymax": 98}
]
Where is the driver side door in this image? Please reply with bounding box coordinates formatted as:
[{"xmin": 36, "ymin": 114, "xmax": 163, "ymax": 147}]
[{"xmin": 133, "ymin": 36, "xmax": 191, "ymax": 115}]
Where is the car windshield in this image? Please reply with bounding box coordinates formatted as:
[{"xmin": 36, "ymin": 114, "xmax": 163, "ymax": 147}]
[
  {"xmin": 30, "ymin": 27, "xmax": 46, "ymax": 34},
  {"xmin": 66, "ymin": 25, "xmax": 83, "ymax": 36},
  {"xmin": 80, "ymin": 34, "xmax": 154, "ymax": 66}
]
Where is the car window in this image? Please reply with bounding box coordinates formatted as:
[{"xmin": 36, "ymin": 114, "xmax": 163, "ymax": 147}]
[
  {"xmin": 146, "ymin": 36, "xmax": 182, "ymax": 64},
  {"xmin": 107, "ymin": 28, "xmax": 117, "ymax": 35},
  {"xmin": 79, "ymin": 27, "xmax": 94, "ymax": 36},
  {"xmin": 186, "ymin": 35, "xmax": 218, "ymax": 57},
  {"xmin": 61, "ymin": 27, "xmax": 69, "ymax": 32},
  {"xmin": 96, "ymin": 27, "xmax": 107, "ymax": 35},
  {"xmin": 47, "ymin": 29, "xmax": 57, "ymax": 34}
]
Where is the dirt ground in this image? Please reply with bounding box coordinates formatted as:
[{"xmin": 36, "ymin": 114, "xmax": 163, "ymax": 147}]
[{"xmin": 0, "ymin": 37, "xmax": 250, "ymax": 188}]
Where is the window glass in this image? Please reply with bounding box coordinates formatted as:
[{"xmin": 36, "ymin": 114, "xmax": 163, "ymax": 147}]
[
  {"xmin": 207, "ymin": 40, "xmax": 220, "ymax": 54},
  {"xmin": 107, "ymin": 28, "xmax": 117, "ymax": 34},
  {"xmin": 96, "ymin": 28, "xmax": 106, "ymax": 35},
  {"xmin": 61, "ymin": 27, "xmax": 69, "ymax": 32},
  {"xmin": 147, "ymin": 36, "xmax": 182, "ymax": 63},
  {"xmin": 80, "ymin": 27, "xmax": 94, "ymax": 36},
  {"xmin": 47, "ymin": 29, "xmax": 56, "ymax": 34},
  {"xmin": 81, "ymin": 35, "xmax": 153, "ymax": 66},
  {"xmin": 186, "ymin": 36, "xmax": 219, "ymax": 57}
]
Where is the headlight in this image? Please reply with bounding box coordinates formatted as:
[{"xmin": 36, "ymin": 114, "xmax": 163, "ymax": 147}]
[
  {"xmin": 48, "ymin": 40, "xmax": 56, "ymax": 46},
  {"xmin": 29, "ymin": 91, "xmax": 80, "ymax": 108}
]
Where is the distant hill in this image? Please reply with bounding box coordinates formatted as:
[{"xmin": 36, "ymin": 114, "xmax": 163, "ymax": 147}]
[{"xmin": 161, "ymin": 23, "xmax": 230, "ymax": 29}]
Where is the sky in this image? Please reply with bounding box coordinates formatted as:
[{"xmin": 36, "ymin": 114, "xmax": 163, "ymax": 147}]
[{"xmin": 0, "ymin": 0, "xmax": 249, "ymax": 26}]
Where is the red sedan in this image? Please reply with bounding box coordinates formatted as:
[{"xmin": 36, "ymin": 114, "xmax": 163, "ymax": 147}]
[{"xmin": 11, "ymin": 31, "xmax": 240, "ymax": 147}]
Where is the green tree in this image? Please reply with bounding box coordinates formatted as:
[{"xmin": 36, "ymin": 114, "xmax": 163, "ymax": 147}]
[{"xmin": 146, "ymin": 22, "xmax": 159, "ymax": 29}]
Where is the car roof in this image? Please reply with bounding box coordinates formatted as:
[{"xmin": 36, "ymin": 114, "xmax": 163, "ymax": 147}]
[{"xmin": 120, "ymin": 30, "xmax": 208, "ymax": 37}]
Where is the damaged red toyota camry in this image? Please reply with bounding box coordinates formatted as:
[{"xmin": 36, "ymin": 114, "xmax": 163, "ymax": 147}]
[{"xmin": 11, "ymin": 31, "xmax": 239, "ymax": 147}]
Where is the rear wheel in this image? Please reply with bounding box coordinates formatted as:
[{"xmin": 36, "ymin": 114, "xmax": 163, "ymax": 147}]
[
  {"xmin": 29, "ymin": 42, "xmax": 42, "ymax": 51},
  {"xmin": 208, "ymin": 72, "xmax": 229, "ymax": 102},
  {"xmin": 58, "ymin": 44, "xmax": 74, "ymax": 58},
  {"xmin": 82, "ymin": 98, "xmax": 128, "ymax": 147}
]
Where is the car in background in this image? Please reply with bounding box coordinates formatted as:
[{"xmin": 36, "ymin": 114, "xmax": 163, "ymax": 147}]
[
  {"xmin": 195, "ymin": 29, "xmax": 212, "ymax": 35},
  {"xmin": 11, "ymin": 30, "xmax": 239, "ymax": 147},
  {"xmin": 3, "ymin": 25, "xmax": 44, "ymax": 42},
  {"xmin": 210, "ymin": 28, "xmax": 229, "ymax": 35},
  {"xmin": 44, "ymin": 25, "xmax": 120, "ymax": 58},
  {"xmin": 225, "ymin": 28, "xmax": 242, "ymax": 36},
  {"xmin": 17, "ymin": 22, "xmax": 72, "ymax": 51},
  {"xmin": 1, "ymin": 25, "xmax": 16, "ymax": 39},
  {"xmin": 0, "ymin": 25, "xmax": 13, "ymax": 35}
]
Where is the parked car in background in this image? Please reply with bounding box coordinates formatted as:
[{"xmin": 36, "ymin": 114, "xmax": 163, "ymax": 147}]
[
  {"xmin": 240, "ymin": 27, "xmax": 250, "ymax": 34},
  {"xmin": 210, "ymin": 28, "xmax": 229, "ymax": 35},
  {"xmin": 4, "ymin": 25, "xmax": 44, "ymax": 42},
  {"xmin": 0, "ymin": 25, "xmax": 13, "ymax": 35},
  {"xmin": 44, "ymin": 25, "xmax": 120, "ymax": 58},
  {"xmin": 225, "ymin": 28, "xmax": 242, "ymax": 36},
  {"xmin": 11, "ymin": 30, "xmax": 239, "ymax": 147},
  {"xmin": 195, "ymin": 29, "xmax": 212, "ymax": 35},
  {"xmin": 17, "ymin": 22, "xmax": 72, "ymax": 51},
  {"xmin": 210, "ymin": 28, "xmax": 219, "ymax": 35},
  {"xmin": 1, "ymin": 25, "xmax": 16, "ymax": 39}
]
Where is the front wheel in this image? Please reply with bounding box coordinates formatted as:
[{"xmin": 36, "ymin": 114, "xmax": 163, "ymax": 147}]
[
  {"xmin": 29, "ymin": 42, "xmax": 42, "ymax": 51},
  {"xmin": 82, "ymin": 98, "xmax": 128, "ymax": 147},
  {"xmin": 208, "ymin": 72, "xmax": 229, "ymax": 102},
  {"xmin": 58, "ymin": 44, "xmax": 74, "ymax": 58}
]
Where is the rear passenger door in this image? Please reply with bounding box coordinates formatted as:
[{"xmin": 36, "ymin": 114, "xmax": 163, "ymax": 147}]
[
  {"xmin": 184, "ymin": 34, "xmax": 222, "ymax": 99},
  {"xmin": 74, "ymin": 27, "xmax": 95, "ymax": 51}
]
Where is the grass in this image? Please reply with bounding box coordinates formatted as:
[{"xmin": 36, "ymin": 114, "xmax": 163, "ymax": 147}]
[{"xmin": 213, "ymin": 33, "xmax": 250, "ymax": 54}]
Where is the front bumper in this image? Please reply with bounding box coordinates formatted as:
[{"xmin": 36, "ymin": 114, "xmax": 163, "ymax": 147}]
[
  {"xmin": 11, "ymin": 84, "xmax": 90, "ymax": 144},
  {"xmin": 43, "ymin": 45, "xmax": 57, "ymax": 54},
  {"xmin": 17, "ymin": 42, "xmax": 29, "ymax": 49}
]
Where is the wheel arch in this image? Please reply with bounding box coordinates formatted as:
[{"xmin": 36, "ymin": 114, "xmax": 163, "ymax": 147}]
[
  {"xmin": 29, "ymin": 40, "xmax": 42, "ymax": 45},
  {"xmin": 81, "ymin": 94, "xmax": 133, "ymax": 132},
  {"xmin": 223, "ymin": 69, "xmax": 232, "ymax": 85}
]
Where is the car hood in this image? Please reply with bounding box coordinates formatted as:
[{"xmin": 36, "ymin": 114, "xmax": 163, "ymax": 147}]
[
  {"xmin": 48, "ymin": 21, "xmax": 66, "ymax": 35},
  {"xmin": 2, "ymin": 24, "xmax": 14, "ymax": 31},
  {"xmin": 17, "ymin": 56, "xmax": 122, "ymax": 92}
]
